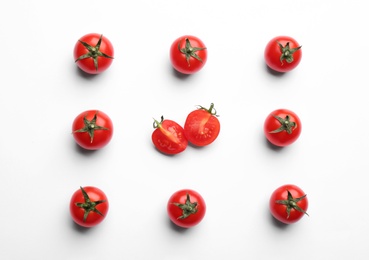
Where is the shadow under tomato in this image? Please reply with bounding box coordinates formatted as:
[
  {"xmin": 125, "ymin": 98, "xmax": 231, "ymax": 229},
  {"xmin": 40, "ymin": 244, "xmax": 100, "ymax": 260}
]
[
  {"xmin": 264, "ymin": 137, "xmax": 284, "ymax": 152},
  {"xmin": 171, "ymin": 67, "xmax": 192, "ymax": 80},
  {"xmin": 264, "ymin": 63, "xmax": 286, "ymax": 77},
  {"xmin": 75, "ymin": 65, "xmax": 99, "ymax": 80},
  {"xmin": 167, "ymin": 218, "xmax": 190, "ymax": 233},
  {"xmin": 70, "ymin": 219, "xmax": 93, "ymax": 233},
  {"xmin": 73, "ymin": 142, "xmax": 101, "ymax": 156},
  {"xmin": 268, "ymin": 210, "xmax": 290, "ymax": 230}
]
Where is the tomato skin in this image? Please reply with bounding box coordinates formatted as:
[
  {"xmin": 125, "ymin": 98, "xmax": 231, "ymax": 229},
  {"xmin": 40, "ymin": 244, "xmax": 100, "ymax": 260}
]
[
  {"xmin": 74, "ymin": 33, "xmax": 114, "ymax": 74},
  {"xmin": 264, "ymin": 36, "xmax": 302, "ymax": 73},
  {"xmin": 152, "ymin": 116, "xmax": 188, "ymax": 155},
  {"xmin": 170, "ymin": 35, "xmax": 207, "ymax": 74},
  {"xmin": 167, "ymin": 189, "xmax": 206, "ymax": 228},
  {"xmin": 184, "ymin": 103, "xmax": 220, "ymax": 146},
  {"xmin": 264, "ymin": 108, "xmax": 301, "ymax": 147},
  {"xmin": 269, "ymin": 184, "xmax": 308, "ymax": 224},
  {"xmin": 72, "ymin": 110, "xmax": 113, "ymax": 150},
  {"xmin": 70, "ymin": 186, "xmax": 109, "ymax": 228}
]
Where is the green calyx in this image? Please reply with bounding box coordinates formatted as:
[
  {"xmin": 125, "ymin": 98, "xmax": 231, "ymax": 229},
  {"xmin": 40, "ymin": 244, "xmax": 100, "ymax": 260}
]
[
  {"xmin": 275, "ymin": 190, "xmax": 309, "ymax": 219},
  {"xmin": 197, "ymin": 103, "xmax": 218, "ymax": 116},
  {"xmin": 73, "ymin": 112, "xmax": 109, "ymax": 143},
  {"xmin": 152, "ymin": 116, "xmax": 164, "ymax": 129},
  {"xmin": 75, "ymin": 34, "xmax": 114, "ymax": 71},
  {"xmin": 172, "ymin": 193, "xmax": 198, "ymax": 219},
  {"xmin": 277, "ymin": 41, "xmax": 301, "ymax": 65},
  {"xmin": 178, "ymin": 38, "xmax": 206, "ymax": 66},
  {"xmin": 269, "ymin": 114, "xmax": 297, "ymax": 134},
  {"xmin": 75, "ymin": 187, "xmax": 107, "ymax": 222}
]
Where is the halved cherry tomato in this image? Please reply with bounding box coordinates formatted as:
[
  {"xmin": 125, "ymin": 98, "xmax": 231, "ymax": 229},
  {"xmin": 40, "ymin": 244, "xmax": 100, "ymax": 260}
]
[
  {"xmin": 184, "ymin": 103, "xmax": 220, "ymax": 146},
  {"xmin": 152, "ymin": 116, "xmax": 188, "ymax": 155}
]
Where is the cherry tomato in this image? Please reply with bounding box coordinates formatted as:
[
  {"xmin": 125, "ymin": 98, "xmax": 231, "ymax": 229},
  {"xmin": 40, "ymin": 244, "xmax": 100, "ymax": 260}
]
[
  {"xmin": 184, "ymin": 103, "xmax": 220, "ymax": 146},
  {"xmin": 170, "ymin": 35, "xmax": 207, "ymax": 74},
  {"xmin": 70, "ymin": 186, "xmax": 109, "ymax": 228},
  {"xmin": 72, "ymin": 110, "xmax": 113, "ymax": 150},
  {"xmin": 167, "ymin": 189, "xmax": 206, "ymax": 228},
  {"xmin": 74, "ymin": 33, "xmax": 114, "ymax": 74},
  {"xmin": 152, "ymin": 116, "xmax": 188, "ymax": 155},
  {"xmin": 264, "ymin": 108, "xmax": 301, "ymax": 147},
  {"xmin": 269, "ymin": 184, "xmax": 308, "ymax": 224},
  {"xmin": 264, "ymin": 36, "xmax": 302, "ymax": 73}
]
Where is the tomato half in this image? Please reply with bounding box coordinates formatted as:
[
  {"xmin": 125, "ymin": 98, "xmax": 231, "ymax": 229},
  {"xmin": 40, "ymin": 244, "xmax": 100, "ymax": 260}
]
[
  {"xmin": 70, "ymin": 186, "xmax": 109, "ymax": 228},
  {"xmin": 167, "ymin": 189, "xmax": 206, "ymax": 228},
  {"xmin": 269, "ymin": 184, "xmax": 308, "ymax": 224},
  {"xmin": 264, "ymin": 36, "xmax": 302, "ymax": 73},
  {"xmin": 184, "ymin": 103, "xmax": 220, "ymax": 146},
  {"xmin": 152, "ymin": 116, "xmax": 188, "ymax": 155},
  {"xmin": 74, "ymin": 33, "xmax": 114, "ymax": 74},
  {"xmin": 72, "ymin": 110, "xmax": 113, "ymax": 150},
  {"xmin": 264, "ymin": 108, "xmax": 301, "ymax": 147},
  {"xmin": 170, "ymin": 35, "xmax": 207, "ymax": 74}
]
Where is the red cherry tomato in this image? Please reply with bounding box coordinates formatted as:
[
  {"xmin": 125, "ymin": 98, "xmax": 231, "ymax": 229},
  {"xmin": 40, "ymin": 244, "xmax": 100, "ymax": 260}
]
[
  {"xmin": 184, "ymin": 103, "xmax": 220, "ymax": 146},
  {"xmin": 72, "ymin": 110, "xmax": 113, "ymax": 150},
  {"xmin": 264, "ymin": 36, "xmax": 302, "ymax": 73},
  {"xmin": 167, "ymin": 189, "xmax": 206, "ymax": 228},
  {"xmin": 151, "ymin": 116, "xmax": 188, "ymax": 155},
  {"xmin": 269, "ymin": 184, "xmax": 309, "ymax": 224},
  {"xmin": 264, "ymin": 108, "xmax": 301, "ymax": 147},
  {"xmin": 170, "ymin": 35, "xmax": 207, "ymax": 74},
  {"xmin": 74, "ymin": 33, "xmax": 114, "ymax": 74},
  {"xmin": 70, "ymin": 186, "xmax": 109, "ymax": 228}
]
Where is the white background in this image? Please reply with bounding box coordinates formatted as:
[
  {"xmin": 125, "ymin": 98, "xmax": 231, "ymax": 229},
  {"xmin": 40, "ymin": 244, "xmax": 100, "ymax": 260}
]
[{"xmin": 1, "ymin": 0, "xmax": 368, "ymax": 259}]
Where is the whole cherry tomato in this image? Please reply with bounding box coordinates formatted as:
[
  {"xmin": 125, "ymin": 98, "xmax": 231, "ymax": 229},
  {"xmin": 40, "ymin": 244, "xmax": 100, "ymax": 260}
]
[
  {"xmin": 184, "ymin": 103, "xmax": 220, "ymax": 146},
  {"xmin": 170, "ymin": 35, "xmax": 207, "ymax": 74},
  {"xmin": 264, "ymin": 36, "xmax": 302, "ymax": 73},
  {"xmin": 152, "ymin": 116, "xmax": 188, "ymax": 155},
  {"xmin": 167, "ymin": 189, "xmax": 206, "ymax": 228},
  {"xmin": 264, "ymin": 108, "xmax": 301, "ymax": 147},
  {"xmin": 74, "ymin": 33, "xmax": 114, "ymax": 74},
  {"xmin": 269, "ymin": 184, "xmax": 309, "ymax": 224},
  {"xmin": 72, "ymin": 110, "xmax": 113, "ymax": 150},
  {"xmin": 70, "ymin": 186, "xmax": 109, "ymax": 228}
]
